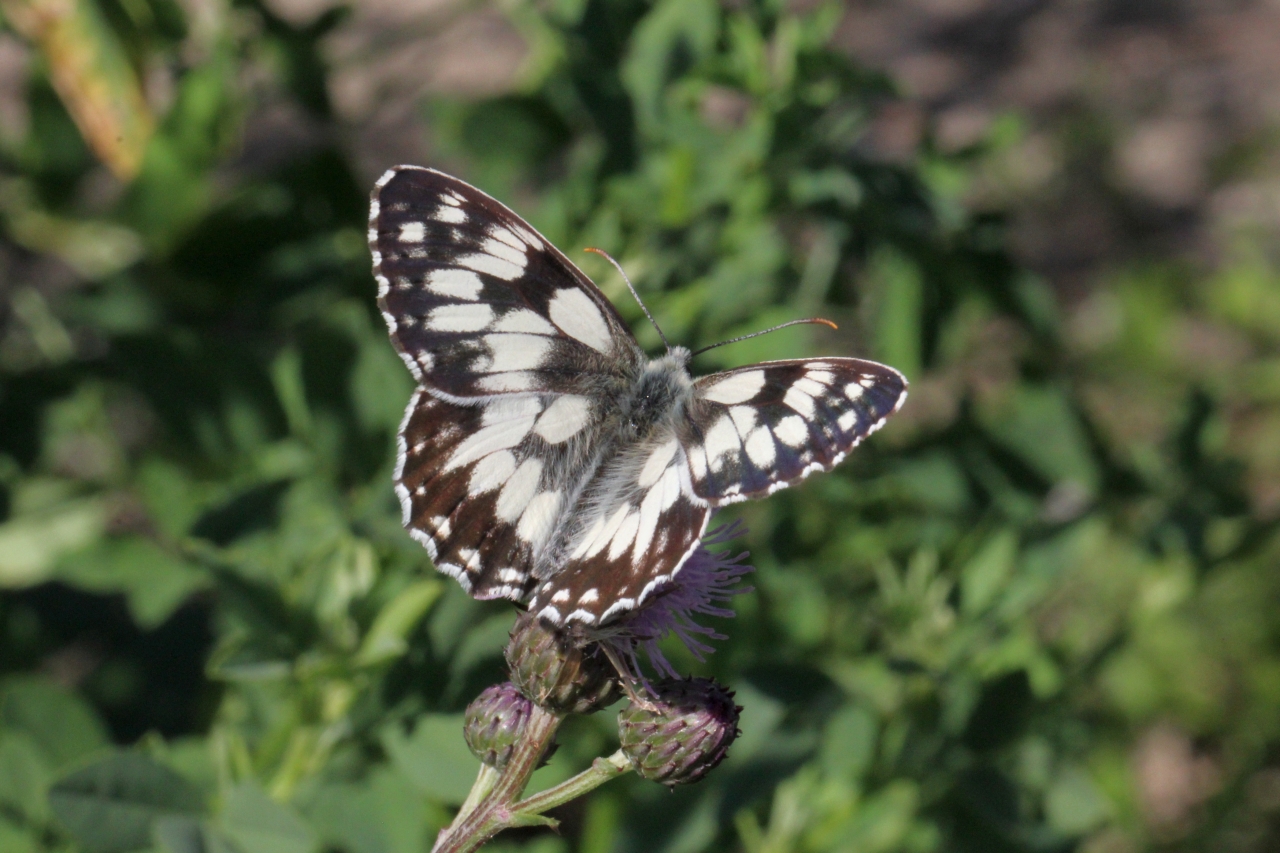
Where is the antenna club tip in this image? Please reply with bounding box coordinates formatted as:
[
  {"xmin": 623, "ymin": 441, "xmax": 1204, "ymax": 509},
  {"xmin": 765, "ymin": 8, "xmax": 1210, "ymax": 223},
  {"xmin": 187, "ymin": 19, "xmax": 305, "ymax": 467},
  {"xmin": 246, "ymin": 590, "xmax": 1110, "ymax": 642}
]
[{"xmin": 817, "ymin": 318, "xmax": 838, "ymax": 330}]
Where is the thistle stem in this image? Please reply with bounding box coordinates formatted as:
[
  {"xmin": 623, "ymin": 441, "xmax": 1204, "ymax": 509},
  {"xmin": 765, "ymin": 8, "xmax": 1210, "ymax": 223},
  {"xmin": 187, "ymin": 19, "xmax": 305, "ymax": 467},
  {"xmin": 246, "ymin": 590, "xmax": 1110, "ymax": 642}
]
[
  {"xmin": 431, "ymin": 710, "xmax": 636, "ymax": 853},
  {"xmin": 512, "ymin": 749, "xmax": 632, "ymax": 816},
  {"xmin": 431, "ymin": 705, "xmax": 563, "ymax": 853}
]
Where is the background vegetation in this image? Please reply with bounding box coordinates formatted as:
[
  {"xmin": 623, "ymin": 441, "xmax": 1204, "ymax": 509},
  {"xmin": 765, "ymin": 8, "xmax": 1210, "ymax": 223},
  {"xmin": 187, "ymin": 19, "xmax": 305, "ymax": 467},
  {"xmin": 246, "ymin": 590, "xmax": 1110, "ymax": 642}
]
[{"xmin": 2, "ymin": 1, "xmax": 1280, "ymax": 852}]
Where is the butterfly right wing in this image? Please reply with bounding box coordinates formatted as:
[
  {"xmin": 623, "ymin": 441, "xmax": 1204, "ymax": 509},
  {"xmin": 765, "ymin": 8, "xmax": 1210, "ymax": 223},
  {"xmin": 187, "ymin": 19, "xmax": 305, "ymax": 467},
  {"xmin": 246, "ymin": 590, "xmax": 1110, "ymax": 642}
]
[
  {"xmin": 682, "ymin": 358, "xmax": 907, "ymax": 504},
  {"xmin": 371, "ymin": 166, "xmax": 644, "ymax": 398}
]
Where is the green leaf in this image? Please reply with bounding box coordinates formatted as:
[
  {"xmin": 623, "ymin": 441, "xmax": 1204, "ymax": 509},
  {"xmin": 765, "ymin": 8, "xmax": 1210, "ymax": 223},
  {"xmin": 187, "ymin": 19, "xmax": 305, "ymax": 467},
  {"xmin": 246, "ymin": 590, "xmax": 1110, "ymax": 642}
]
[
  {"xmin": 0, "ymin": 732, "xmax": 51, "ymax": 822},
  {"xmin": 48, "ymin": 752, "xmax": 205, "ymax": 853},
  {"xmin": 1, "ymin": 676, "xmax": 109, "ymax": 769},
  {"xmin": 960, "ymin": 530, "xmax": 1018, "ymax": 616},
  {"xmin": 57, "ymin": 537, "xmax": 208, "ymax": 629},
  {"xmin": 220, "ymin": 783, "xmax": 317, "ymax": 853},
  {"xmin": 869, "ymin": 247, "xmax": 923, "ymax": 380},
  {"xmin": 0, "ymin": 815, "xmax": 39, "ymax": 853},
  {"xmin": 154, "ymin": 815, "xmax": 239, "ymax": 853},
  {"xmin": 355, "ymin": 579, "xmax": 444, "ymax": 666},
  {"xmin": 0, "ymin": 496, "xmax": 108, "ymax": 587},
  {"xmin": 381, "ymin": 715, "xmax": 479, "ymax": 805}
]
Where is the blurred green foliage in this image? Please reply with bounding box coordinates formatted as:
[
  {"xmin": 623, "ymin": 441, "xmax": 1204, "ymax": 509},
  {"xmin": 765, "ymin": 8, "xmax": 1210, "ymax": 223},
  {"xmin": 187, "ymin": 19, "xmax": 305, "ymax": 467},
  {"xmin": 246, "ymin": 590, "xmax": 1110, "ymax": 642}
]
[{"xmin": 2, "ymin": 1, "xmax": 1280, "ymax": 852}]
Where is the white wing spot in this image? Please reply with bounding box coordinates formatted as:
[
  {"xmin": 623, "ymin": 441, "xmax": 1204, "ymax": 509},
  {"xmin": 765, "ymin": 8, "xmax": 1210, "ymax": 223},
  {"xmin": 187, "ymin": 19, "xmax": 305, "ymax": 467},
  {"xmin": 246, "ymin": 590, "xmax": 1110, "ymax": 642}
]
[
  {"xmin": 659, "ymin": 465, "xmax": 680, "ymax": 510},
  {"xmin": 639, "ymin": 438, "xmax": 678, "ymax": 487},
  {"xmin": 838, "ymin": 410, "xmax": 859, "ymax": 431},
  {"xmin": 794, "ymin": 377, "xmax": 827, "ymax": 398},
  {"xmin": 481, "ymin": 396, "xmax": 542, "ymax": 426},
  {"xmin": 434, "ymin": 205, "xmax": 467, "ymax": 224},
  {"xmin": 398, "ymin": 221, "xmax": 425, "ymax": 243},
  {"xmin": 701, "ymin": 370, "xmax": 765, "ymax": 405},
  {"xmin": 496, "ymin": 458, "xmax": 544, "ymax": 523},
  {"xmin": 783, "ymin": 385, "xmax": 817, "ymax": 418},
  {"xmin": 580, "ymin": 504, "xmax": 630, "ymax": 559},
  {"xmin": 517, "ymin": 490, "xmax": 562, "ymax": 548},
  {"xmin": 480, "ymin": 334, "xmax": 553, "ymax": 373},
  {"xmin": 534, "ymin": 395, "xmax": 592, "ymax": 444},
  {"xmin": 457, "ymin": 251, "xmax": 523, "ymax": 282},
  {"xmin": 728, "ymin": 405, "xmax": 758, "ymax": 436},
  {"xmin": 548, "ymin": 288, "xmax": 613, "ymax": 353},
  {"xmin": 469, "ymin": 449, "xmax": 517, "ymax": 495},
  {"xmin": 579, "ymin": 588, "xmax": 599, "ymax": 604},
  {"xmin": 844, "ymin": 382, "xmax": 865, "ymax": 400},
  {"xmin": 482, "ymin": 237, "xmax": 527, "ymax": 270},
  {"xmin": 774, "ymin": 415, "xmax": 809, "ymax": 448},
  {"xmin": 477, "ymin": 372, "xmax": 537, "ymax": 392},
  {"xmin": 745, "ymin": 426, "xmax": 776, "ymax": 467},
  {"xmin": 427, "ymin": 268, "xmax": 485, "ymax": 300},
  {"xmin": 608, "ymin": 510, "xmax": 641, "ymax": 561},
  {"xmin": 488, "ymin": 224, "xmax": 530, "ymax": 253},
  {"xmin": 704, "ymin": 415, "xmax": 741, "ymax": 470},
  {"xmin": 688, "ymin": 444, "xmax": 709, "ymax": 479},
  {"xmin": 446, "ymin": 407, "xmax": 538, "ymax": 470},
  {"xmin": 495, "ymin": 309, "xmax": 557, "ymax": 335},
  {"xmin": 552, "ymin": 589, "xmax": 570, "ymax": 603},
  {"xmin": 633, "ymin": 478, "xmax": 669, "ymax": 566},
  {"xmin": 807, "ymin": 370, "xmax": 835, "ymax": 385},
  {"xmin": 427, "ymin": 303, "xmax": 493, "ymax": 332}
]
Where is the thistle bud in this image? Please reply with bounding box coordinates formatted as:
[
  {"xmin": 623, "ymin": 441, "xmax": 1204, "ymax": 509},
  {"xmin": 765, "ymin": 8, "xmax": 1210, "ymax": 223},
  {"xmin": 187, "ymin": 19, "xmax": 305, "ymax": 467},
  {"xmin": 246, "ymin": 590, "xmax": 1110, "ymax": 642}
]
[
  {"xmin": 618, "ymin": 677, "xmax": 741, "ymax": 787},
  {"xmin": 505, "ymin": 612, "xmax": 621, "ymax": 715},
  {"xmin": 463, "ymin": 682, "xmax": 532, "ymax": 770}
]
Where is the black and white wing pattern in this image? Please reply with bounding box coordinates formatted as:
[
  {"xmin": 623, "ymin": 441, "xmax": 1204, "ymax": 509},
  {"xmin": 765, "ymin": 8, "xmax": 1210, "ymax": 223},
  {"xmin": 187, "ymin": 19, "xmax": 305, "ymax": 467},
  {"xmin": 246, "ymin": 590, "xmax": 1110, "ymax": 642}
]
[
  {"xmin": 527, "ymin": 421, "xmax": 712, "ymax": 626},
  {"xmin": 372, "ymin": 166, "xmax": 642, "ymax": 603},
  {"xmin": 372, "ymin": 166, "xmax": 643, "ymax": 398},
  {"xmin": 372, "ymin": 165, "xmax": 908, "ymax": 629},
  {"xmin": 681, "ymin": 359, "xmax": 907, "ymax": 504}
]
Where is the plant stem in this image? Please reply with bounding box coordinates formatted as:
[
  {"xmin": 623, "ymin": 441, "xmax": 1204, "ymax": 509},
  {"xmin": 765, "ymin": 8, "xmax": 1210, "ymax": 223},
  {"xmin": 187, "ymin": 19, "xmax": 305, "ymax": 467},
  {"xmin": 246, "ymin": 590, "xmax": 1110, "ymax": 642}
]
[
  {"xmin": 431, "ymin": 705, "xmax": 563, "ymax": 853},
  {"xmin": 431, "ymin": 715, "xmax": 636, "ymax": 853},
  {"xmin": 511, "ymin": 749, "xmax": 632, "ymax": 816}
]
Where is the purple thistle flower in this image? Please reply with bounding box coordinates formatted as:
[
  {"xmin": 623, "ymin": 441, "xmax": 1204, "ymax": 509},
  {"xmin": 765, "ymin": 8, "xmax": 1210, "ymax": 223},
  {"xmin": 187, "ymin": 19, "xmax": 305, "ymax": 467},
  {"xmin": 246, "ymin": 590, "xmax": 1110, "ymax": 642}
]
[{"xmin": 603, "ymin": 521, "xmax": 754, "ymax": 680}]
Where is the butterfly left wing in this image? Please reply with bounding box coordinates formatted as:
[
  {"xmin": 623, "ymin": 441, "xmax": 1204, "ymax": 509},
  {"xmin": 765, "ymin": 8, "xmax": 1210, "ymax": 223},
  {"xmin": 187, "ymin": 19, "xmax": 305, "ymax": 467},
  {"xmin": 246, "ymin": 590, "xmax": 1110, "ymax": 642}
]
[
  {"xmin": 681, "ymin": 359, "xmax": 907, "ymax": 504},
  {"xmin": 372, "ymin": 166, "xmax": 644, "ymax": 399},
  {"xmin": 528, "ymin": 428, "xmax": 711, "ymax": 627}
]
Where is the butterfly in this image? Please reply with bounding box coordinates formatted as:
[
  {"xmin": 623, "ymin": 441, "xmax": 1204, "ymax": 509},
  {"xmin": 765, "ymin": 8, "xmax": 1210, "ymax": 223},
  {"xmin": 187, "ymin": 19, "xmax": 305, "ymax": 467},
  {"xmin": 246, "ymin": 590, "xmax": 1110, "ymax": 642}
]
[{"xmin": 370, "ymin": 167, "xmax": 907, "ymax": 628}]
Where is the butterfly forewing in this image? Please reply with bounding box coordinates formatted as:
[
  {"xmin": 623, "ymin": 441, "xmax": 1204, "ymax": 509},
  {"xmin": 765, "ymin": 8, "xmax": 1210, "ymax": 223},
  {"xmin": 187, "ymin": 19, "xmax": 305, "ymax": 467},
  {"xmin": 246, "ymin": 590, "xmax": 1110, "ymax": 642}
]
[
  {"xmin": 683, "ymin": 359, "xmax": 907, "ymax": 504},
  {"xmin": 371, "ymin": 167, "xmax": 643, "ymax": 398}
]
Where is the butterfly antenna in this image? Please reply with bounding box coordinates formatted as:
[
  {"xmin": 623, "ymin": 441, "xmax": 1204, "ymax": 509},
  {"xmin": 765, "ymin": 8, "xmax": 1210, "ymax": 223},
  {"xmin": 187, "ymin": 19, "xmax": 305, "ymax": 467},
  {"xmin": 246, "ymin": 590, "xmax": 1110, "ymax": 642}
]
[
  {"xmin": 691, "ymin": 317, "xmax": 839, "ymax": 357},
  {"xmin": 585, "ymin": 247, "xmax": 671, "ymax": 352}
]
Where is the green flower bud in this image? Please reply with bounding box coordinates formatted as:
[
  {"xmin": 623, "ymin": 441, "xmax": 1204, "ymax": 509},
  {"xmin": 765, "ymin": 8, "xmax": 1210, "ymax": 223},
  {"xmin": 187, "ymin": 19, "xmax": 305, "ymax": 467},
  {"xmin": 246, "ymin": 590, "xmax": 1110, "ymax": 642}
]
[
  {"xmin": 618, "ymin": 677, "xmax": 741, "ymax": 787},
  {"xmin": 463, "ymin": 682, "xmax": 532, "ymax": 770},
  {"xmin": 505, "ymin": 612, "xmax": 621, "ymax": 715}
]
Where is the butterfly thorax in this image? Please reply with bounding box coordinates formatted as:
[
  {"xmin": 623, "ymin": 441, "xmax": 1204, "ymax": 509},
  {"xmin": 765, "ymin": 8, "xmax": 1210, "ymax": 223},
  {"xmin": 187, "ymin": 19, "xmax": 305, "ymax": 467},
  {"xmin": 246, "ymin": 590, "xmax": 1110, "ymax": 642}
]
[{"xmin": 621, "ymin": 347, "xmax": 694, "ymax": 438}]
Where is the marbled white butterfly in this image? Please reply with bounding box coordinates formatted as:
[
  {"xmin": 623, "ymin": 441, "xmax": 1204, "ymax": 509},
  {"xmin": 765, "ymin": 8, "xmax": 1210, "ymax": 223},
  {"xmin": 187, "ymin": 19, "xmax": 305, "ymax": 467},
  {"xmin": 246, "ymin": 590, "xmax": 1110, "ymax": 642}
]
[{"xmin": 370, "ymin": 167, "xmax": 907, "ymax": 628}]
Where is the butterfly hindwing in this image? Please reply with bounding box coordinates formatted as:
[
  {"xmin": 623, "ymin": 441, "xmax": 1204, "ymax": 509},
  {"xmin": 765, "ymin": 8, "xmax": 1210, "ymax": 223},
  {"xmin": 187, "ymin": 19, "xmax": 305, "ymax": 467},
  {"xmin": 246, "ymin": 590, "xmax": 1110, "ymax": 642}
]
[
  {"xmin": 396, "ymin": 388, "xmax": 618, "ymax": 600},
  {"xmin": 371, "ymin": 166, "xmax": 643, "ymax": 398},
  {"xmin": 682, "ymin": 359, "xmax": 908, "ymax": 504},
  {"xmin": 527, "ymin": 428, "xmax": 711, "ymax": 625}
]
